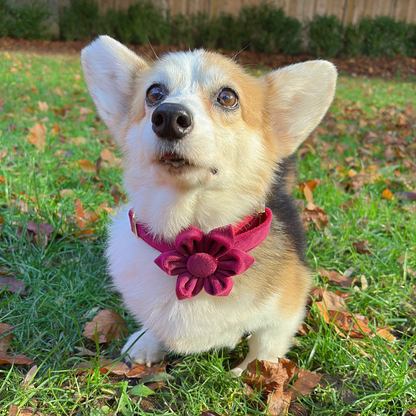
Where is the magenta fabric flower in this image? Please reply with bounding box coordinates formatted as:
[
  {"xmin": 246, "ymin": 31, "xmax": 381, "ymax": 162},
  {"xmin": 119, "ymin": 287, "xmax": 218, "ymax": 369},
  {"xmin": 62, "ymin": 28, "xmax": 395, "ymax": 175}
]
[
  {"xmin": 129, "ymin": 208, "xmax": 272, "ymax": 301},
  {"xmin": 154, "ymin": 226, "xmax": 255, "ymax": 300}
]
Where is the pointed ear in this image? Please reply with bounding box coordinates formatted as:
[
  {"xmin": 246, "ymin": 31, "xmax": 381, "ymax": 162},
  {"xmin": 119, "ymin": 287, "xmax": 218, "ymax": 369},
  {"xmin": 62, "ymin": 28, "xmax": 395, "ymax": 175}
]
[
  {"xmin": 81, "ymin": 35, "xmax": 149, "ymax": 139},
  {"xmin": 262, "ymin": 60, "xmax": 337, "ymax": 157}
]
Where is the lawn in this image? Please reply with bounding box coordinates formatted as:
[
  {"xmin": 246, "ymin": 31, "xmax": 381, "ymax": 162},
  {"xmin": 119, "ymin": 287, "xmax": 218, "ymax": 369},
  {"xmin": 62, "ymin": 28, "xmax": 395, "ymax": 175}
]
[{"xmin": 0, "ymin": 51, "xmax": 415, "ymax": 416}]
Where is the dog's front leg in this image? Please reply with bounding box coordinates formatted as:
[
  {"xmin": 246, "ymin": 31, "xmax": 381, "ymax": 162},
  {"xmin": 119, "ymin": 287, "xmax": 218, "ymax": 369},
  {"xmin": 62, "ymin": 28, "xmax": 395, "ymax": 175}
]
[
  {"xmin": 121, "ymin": 328, "xmax": 166, "ymax": 366},
  {"xmin": 231, "ymin": 314, "xmax": 302, "ymax": 376}
]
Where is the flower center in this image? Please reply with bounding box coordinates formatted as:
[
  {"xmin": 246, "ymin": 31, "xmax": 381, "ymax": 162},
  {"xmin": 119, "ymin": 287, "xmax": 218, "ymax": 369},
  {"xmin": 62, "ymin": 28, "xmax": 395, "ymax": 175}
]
[{"xmin": 187, "ymin": 253, "xmax": 218, "ymax": 278}]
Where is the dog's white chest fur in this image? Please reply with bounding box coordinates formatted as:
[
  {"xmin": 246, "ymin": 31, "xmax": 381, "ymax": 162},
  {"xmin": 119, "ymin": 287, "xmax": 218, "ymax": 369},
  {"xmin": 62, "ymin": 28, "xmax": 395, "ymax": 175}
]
[{"xmin": 108, "ymin": 206, "xmax": 278, "ymax": 354}]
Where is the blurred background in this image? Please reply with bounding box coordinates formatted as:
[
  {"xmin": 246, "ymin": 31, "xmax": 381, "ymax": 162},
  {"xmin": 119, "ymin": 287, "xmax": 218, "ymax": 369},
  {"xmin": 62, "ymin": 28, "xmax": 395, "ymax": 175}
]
[{"xmin": 1, "ymin": 0, "xmax": 416, "ymax": 59}]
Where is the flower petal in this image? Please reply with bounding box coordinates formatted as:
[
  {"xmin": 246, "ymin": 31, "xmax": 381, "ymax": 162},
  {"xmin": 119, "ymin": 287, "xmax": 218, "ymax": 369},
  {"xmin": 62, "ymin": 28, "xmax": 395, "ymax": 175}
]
[
  {"xmin": 175, "ymin": 227, "xmax": 204, "ymax": 257},
  {"xmin": 217, "ymin": 249, "xmax": 255, "ymax": 276},
  {"xmin": 176, "ymin": 272, "xmax": 204, "ymax": 300},
  {"xmin": 154, "ymin": 250, "xmax": 188, "ymax": 276},
  {"xmin": 203, "ymin": 225, "xmax": 235, "ymax": 258},
  {"xmin": 204, "ymin": 274, "xmax": 233, "ymax": 297}
]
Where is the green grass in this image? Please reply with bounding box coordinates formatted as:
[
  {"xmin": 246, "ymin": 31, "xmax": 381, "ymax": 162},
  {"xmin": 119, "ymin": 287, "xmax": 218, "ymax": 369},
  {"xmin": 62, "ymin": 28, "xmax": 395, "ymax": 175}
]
[{"xmin": 0, "ymin": 52, "xmax": 415, "ymax": 415}]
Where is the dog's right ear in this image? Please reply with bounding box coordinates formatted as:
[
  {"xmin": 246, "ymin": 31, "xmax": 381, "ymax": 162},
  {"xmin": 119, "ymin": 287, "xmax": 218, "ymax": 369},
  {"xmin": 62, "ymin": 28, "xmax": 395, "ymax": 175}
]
[{"xmin": 81, "ymin": 36, "xmax": 149, "ymax": 140}]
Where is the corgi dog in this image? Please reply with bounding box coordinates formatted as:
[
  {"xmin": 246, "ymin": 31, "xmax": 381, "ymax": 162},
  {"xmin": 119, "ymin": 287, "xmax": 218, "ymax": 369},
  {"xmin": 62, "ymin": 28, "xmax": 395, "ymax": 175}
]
[{"xmin": 81, "ymin": 36, "xmax": 337, "ymax": 376}]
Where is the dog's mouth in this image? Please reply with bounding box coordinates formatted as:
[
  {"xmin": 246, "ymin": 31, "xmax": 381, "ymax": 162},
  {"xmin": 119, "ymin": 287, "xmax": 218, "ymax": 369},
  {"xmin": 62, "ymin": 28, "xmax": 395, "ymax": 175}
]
[{"xmin": 158, "ymin": 152, "xmax": 192, "ymax": 170}]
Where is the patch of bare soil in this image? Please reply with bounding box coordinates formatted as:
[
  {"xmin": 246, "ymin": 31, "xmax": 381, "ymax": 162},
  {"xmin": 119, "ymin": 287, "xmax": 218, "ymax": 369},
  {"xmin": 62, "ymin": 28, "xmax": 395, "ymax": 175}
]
[{"xmin": 1, "ymin": 37, "xmax": 415, "ymax": 79}]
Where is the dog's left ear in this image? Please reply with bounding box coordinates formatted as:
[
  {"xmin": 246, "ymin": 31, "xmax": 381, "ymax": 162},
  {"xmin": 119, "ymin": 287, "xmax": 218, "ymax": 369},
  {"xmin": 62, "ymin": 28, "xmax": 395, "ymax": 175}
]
[
  {"xmin": 81, "ymin": 35, "xmax": 149, "ymax": 140},
  {"xmin": 262, "ymin": 60, "xmax": 337, "ymax": 157}
]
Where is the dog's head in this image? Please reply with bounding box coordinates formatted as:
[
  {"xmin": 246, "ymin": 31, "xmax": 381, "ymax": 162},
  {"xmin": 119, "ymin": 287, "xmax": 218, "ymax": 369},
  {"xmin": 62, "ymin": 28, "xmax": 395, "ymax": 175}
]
[{"xmin": 82, "ymin": 36, "xmax": 336, "ymax": 235}]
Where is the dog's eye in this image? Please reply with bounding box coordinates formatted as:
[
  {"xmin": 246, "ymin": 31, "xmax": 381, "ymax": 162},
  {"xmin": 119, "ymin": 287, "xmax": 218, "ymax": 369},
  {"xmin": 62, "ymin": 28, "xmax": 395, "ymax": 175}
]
[
  {"xmin": 146, "ymin": 84, "xmax": 165, "ymax": 105},
  {"xmin": 217, "ymin": 89, "xmax": 238, "ymax": 108}
]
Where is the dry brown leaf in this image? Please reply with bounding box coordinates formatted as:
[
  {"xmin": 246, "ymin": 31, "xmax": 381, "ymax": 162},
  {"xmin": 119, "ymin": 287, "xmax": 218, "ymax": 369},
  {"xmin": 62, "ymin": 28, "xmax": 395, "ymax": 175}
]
[
  {"xmin": 26, "ymin": 222, "xmax": 55, "ymax": 247},
  {"xmin": 126, "ymin": 361, "xmax": 167, "ymax": 379},
  {"xmin": 77, "ymin": 359, "xmax": 130, "ymax": 376},
  {"xmin": 377, "ymin": 327, "xmax": 396, "ymax": 342},
  {"xmin": 318, "ymin": 269, "xmax": 357, "ymax": 288},
  {"xmin": 0, "ymin": 276, "xmax": 27, "ymax": 295},
  {"xmin": 110, "ymin": 184, "xmax": 123, "ymax": 206},
  {"xmin": 299, "ymin": 206, "xmax": 329, "ymax": 231},
  {"xmin": 75, "ymin": 159, "xmax": 95, "ymax": 173},
  {"xmin": 28, "ymin": 123, "xmax": 46, "ymax": 148},
  {"xmin": 0, "ymin": 352, "xmax": 34, "ymax": 365},
  {"xmin": 243, "ymin": 358, "xmax": 296, "ymax": 393},
  {"xmin": 322, "ymin": 290, "xmax": 348, "ymax": 312},
  {"xmin": 290, "ymin": 369, "xmax": 322, "ymax": 400},
  {"xmin": 328, "ymin": 310, "xmax": 373, "ymax": 338},
  {"xmin": 303, "ymin": 184, "xmax": 314, "ymax": 205},
  {"xmin": 82, "ymin": 309, "xmax": 127, "ymax": 343},
  {"xmin": 8, "ymin": 404, "xmax": 18, "ymax": 416},
  {"xmin": 79, "ymin": 107, "xmax": 92, "ymax": 115},
  {"xmin": 267, "ymin": 390, "xmax": 292, "ymax": 416},
  {"xmin": 17, "ymin": 408, "xmax": 44, "ymax": 416},
  {"xmin": 21, "ymin": 365, "xmax": 37, "ymax": 388},
  {"xmin": 0, "ymin": 323, "xmax": 14, "ymax": 353},
  {"xmin": 353, "ymin": 240, "xmax": 371, "ymax": 255},
  {"xmin": 37, "ymin": 101, "xmax": 49, "ymax": 112},
  {"xmin": 59, "ymin": 189, "xmax": 74, "ymax": 198}
]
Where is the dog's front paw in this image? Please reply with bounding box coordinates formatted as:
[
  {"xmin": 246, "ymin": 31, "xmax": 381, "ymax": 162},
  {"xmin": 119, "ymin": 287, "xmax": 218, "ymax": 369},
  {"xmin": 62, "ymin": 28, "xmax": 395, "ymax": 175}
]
[{"xmin": 121, "ymin": 329, "xmax": 166, "ymax": 366}]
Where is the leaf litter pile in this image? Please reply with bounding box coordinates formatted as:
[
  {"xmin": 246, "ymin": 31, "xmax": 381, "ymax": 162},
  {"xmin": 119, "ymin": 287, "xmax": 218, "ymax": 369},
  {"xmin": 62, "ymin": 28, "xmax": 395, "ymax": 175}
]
[{"xmin": 0, "ymin": 50, "xmax": 416, "ymax": 416}]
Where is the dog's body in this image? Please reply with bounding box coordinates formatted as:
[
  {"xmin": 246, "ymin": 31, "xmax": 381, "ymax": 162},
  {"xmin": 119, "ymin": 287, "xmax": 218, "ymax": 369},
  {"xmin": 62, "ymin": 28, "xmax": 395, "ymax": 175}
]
[{"xmin": 81, "ymin": 36, "xmax": 336, "ymax": 375}]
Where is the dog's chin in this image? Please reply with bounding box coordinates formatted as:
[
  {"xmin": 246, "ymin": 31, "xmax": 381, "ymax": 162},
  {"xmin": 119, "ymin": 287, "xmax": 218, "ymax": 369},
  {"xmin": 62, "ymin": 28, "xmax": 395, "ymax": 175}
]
[{"xmin": 158, "ymin": 153, "xmax": 193, "ymax": 173}]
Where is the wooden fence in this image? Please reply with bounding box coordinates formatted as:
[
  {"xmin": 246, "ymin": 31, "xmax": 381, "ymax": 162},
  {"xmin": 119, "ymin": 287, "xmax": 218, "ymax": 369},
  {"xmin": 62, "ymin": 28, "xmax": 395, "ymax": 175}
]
[{"xmin": 8, "ymin": 0, "xmax": 416, "ymax": 24}]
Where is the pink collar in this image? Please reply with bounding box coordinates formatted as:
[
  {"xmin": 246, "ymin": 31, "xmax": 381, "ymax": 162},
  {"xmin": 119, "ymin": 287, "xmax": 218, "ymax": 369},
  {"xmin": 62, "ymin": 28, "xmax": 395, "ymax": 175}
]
[{"xmin": 129, "ymin": 208, "xmax": 272, "ymax": 300}]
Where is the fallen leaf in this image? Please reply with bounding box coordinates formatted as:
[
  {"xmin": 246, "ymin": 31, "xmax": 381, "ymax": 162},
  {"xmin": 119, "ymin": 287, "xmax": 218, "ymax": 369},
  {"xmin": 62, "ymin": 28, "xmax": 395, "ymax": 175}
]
[
  {"xmin": 82, "ymin": 309, "xmax": 127, "ymax": 343},
  {"xmin": 353, "ymin": 240, "xmax": 371, "ymax": 255},
  {"xmin": 28, "ymin": 123, "xmax": 46, "ymax": 148},
  {"xmin": 290, "ymin": 369, "xmax": 322, "ymax": 399},
  {"xmin": 8, "ymin": 404, "xmax": 18, "ymax": 416},
  {"xmin": 130, "ymin": 384, "xmax": 156, "ymax": 397},
  {"xmin": 299, "ymin": 205, "xmax": 329, "ymax": 231},
  {"xmin": 243, "ymin": 358, "xmax": 296, "ymax": 393},
  {"xmin": 267, "ymin": 389, "xmax": 292, "ymax": 416},
  {"xmin": 126, "ymin": 362, "xmax": 167, "ymax": 379},
  {"xmin": 37, "ymin": 101, "xmax": 49, "ymax": 112},
  {"xmin": 0, "ymin": 352, "xmax": 34, "ymax": 365},
  {"xmin": 110, "ymin": 184, "xmax": 123, "ymax": 206},
  {"xmin": 328, "ymin": 310, "xmax": 373, "ymax": 338},
  {"xmin": 198, "ymin": 412, "xmax": 223, "ymax": 416},
  {"xmin": 79, "ymin": 107, "xmax": 92, "ymax": 115},
  {"xmin": 25, "ymin": 221, "xmax": 55, "ymax": 246},
  {"xmin": 21, "ymin": 365, "xmax": 37, "ymax": 388},
  {"xmin": 75, "ymin": 159, "xmax": 95, "ymax": 173},
  {"xmin": 0, "ymin": 276, "xmax": 27, "ymax": 295},
  {"xmin": 59, "ymin": 189, "xmax": 74, "ymax": 198},
  {"xmin": 377, "ymin": 327, "xmax": 396, "ymax": 342},
  {"xmin": 318, "ymin": 269, "xmax": 357, "ymax": 288},
  {"xmin": 382, "ymin": 188, "xmax": 395, "ymax": 201},
  {"xmin": 77, "ymin": 359, "xmax": 130, "ymax": 376},
  {"xmin": 0, "ymin": 323, "xmax": 14, "ymax": 353},
  {"xmin": 17, "ymin": 408, "xmax": 44, "ymax": 416}
]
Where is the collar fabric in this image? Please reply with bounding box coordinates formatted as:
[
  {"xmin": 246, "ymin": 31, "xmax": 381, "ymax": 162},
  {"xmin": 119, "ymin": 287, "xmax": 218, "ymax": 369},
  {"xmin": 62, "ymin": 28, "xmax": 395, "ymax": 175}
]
[{"xmin": 129, "ymin": 208, "xmax": 272, "ymax": 300}]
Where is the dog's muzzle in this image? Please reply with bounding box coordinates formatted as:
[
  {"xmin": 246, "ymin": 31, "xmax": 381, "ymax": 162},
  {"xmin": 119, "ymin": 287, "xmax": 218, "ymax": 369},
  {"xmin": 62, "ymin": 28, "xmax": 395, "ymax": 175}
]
[{"xmin": 152, "ymin": 103, "xmax": 193, "ymax": 141}]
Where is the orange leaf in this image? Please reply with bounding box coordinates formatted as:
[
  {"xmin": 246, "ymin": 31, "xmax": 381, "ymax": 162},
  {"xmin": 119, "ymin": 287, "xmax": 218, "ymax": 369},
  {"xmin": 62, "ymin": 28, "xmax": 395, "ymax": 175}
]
[
  {"xmin": 377, "ymin": 327, "xmax": 396, "ymax": 342},
  {"xmin": 28, "ymin": 123, "xmax": 46, "ymax": 148},
  {"xmin": 82, "ymin": 309, "xmax": 127, "ymax": 344},
  {"xmin": 126, "ymin": 362, "xmax": 167, "ymax": 379},
  {"xmin": 75, "ymin": 159, "xmax": 95, "ymax": 173},
  {"xmin": 382, "ymin": 188, "xmax": 394, "ymax": 201}
]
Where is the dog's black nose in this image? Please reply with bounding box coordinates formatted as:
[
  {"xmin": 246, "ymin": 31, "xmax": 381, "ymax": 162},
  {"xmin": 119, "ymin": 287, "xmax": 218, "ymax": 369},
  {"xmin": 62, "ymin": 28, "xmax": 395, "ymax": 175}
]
[{"xmin": 152, "ymin": 103, "xmax": 193, "ymax": 140}]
